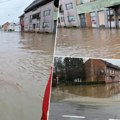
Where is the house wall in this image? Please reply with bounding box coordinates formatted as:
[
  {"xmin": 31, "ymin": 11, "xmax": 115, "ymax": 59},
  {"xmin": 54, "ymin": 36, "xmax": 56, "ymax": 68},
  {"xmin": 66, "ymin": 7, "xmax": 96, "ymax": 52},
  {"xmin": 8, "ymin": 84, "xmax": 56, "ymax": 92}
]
[
  {"xmin": 2, "ymin": 23, "xmax": 10, "ymax": 31},
  {"xmin": 20, "ymin": 16, "xmax": 24, "ymax": 32},
  {"xmin": 77, "ymin": 0, "xmax": 120, "ymax": 14},
  {"xmin": 7, "ymin": 23, "xmax": 21, "ymax": 32},
  {"xmin": 105, "ymin": 67, "xmax": 120, "ymax": 83},
  {"xmin": 85, "ymin": 59, "xmax": 120, "ymax": 84},
  {"xmin": 85, "ymin": 59, "xmax": 106, "ymax": 83},
  {"xmin": 59, "ymin": 0, "xmax": 120, "ymax": 28},
  {"xmin": 24, "ymin": 1, "xmax": 54, "ymax": 33},
  {"xmin": 58, "ymin": 0, "xmax": 80, "ymax": 27},
  {"xmin": 24, "ymin": 11, "xmax": 32, "ymax": 31},
  {"xmin": 40, "ymin": 1, "xmax": 54, "ymax": 33}
]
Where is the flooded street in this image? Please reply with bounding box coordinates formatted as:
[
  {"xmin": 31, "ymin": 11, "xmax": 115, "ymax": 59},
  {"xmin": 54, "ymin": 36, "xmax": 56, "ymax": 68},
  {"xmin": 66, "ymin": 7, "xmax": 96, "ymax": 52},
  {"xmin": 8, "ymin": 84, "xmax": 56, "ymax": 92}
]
[
  {"xmin": 0, "ymin": 31, "xmax": 55, "ymax": 120},
  {"xmin": 55, "ymin": 28, "xmax": 120, "ymax": 59},
  {"xmin": 51, "ymin": 83, "xmax": 120, "ymax": 102},
  {"xmin": 50, "ymin": 83, "xmax": 120, "ymax": 120}
]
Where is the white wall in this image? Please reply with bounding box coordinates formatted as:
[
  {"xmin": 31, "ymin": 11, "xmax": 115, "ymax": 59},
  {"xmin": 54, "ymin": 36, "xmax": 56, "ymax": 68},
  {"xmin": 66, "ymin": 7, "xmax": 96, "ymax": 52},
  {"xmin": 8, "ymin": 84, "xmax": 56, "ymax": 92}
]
[
  {"xmin": 40, "ymin": 1, "xmax": 54, "ymax": 32},
  {"xmin": 24, "ymin": 11, "xmax": 32, "ymax": 31},
  {"xmin": 8, "ymin": 23, "xmax": 21, "ymax": 32},
  {"xmin": 24, "ymin": 1, "xmax": 54, "ymax": 33},
  {"xmin": 59, "ymin": 0, "xmax": 80, "ymax": 27}
]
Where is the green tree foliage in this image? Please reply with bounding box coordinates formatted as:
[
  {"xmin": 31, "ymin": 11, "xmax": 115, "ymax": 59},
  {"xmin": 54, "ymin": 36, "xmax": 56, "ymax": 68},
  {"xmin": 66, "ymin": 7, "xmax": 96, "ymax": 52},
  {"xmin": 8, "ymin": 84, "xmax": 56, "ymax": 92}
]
[
  {"xmin": 53, "ymin": 57, "xmax": 85, "ymax": 85},
  {"xmin": 53, "ymin": 57, "xmax": 65, "ymax": 82},
  {"xmin": 64, "ymin": 58, "xmax": 85, "ymax": 84}
]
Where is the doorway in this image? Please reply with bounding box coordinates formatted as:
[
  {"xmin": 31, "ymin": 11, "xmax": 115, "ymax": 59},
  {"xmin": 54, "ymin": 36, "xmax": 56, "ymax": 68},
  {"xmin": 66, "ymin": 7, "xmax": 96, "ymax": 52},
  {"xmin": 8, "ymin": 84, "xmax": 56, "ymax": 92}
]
[
  {"xmin": 79, "ymin": 14, "xmax": 86, "ymax": 27},
  {"xmin": 98, "ymin": 11, "xmax": 105, "ymax": 28}
]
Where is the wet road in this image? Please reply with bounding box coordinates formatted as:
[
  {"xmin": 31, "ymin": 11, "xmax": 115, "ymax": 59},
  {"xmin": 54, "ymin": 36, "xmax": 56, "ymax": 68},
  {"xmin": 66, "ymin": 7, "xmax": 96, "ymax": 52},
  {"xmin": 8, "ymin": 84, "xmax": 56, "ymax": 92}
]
[
  {"xmin": 55, "ymin": 28, "xmax": 120, "ymax": 59},
  {"xmin": 49, "ymin": 83, "xmax": 120, "ymax": 120},
  {"xmin": 0, "ymin": 31, "xmax": 55, "ymax": 120},
  {"xmin": 49, "ymin": 102, "xmax": 120, "ymax": 120}
]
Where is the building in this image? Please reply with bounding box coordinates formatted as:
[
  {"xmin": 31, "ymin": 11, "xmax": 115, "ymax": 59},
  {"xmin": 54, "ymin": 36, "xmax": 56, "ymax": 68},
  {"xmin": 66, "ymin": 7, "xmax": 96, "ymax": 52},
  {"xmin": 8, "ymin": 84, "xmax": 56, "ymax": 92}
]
[
  {"xmin": 19, "ymin": 14, "xmax": 24, "ymax": 32},
  {"xmin": 58, "ymin": 0, "xmax": 120, "ymax": 29},
  {"xmin": 2, "ymin": 22, "xmax": 10, "ymax": 31},
  {"xmin": 85, "ymin": 59, "xmax": 120, "ymax": 84},
  {"xmin": 8, "ymin": 23, "xmax": 21, "ymax": 32},
  {"xmin": 2, "ymin": 22, "xmax": 20, "ymax": 32},
  {"xmin": 58, "ymin": 0, "xmax": 80, "ymax": 27},
  {"xmin": 21, "ymin": 0, "xmax": 58, "ymax": 33}
]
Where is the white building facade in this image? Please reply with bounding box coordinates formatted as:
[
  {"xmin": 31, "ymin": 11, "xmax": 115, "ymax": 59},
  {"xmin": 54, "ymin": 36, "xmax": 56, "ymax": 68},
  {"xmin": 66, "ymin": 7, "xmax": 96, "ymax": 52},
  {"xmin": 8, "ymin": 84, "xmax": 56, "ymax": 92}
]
[
  {"xmin": 58, "ymin": 0, "xmax": 80, "ymax": 27},
  {"xmin": 4, "ymin": 23, "xmax": 21, "ymax": 32},
  {"xmin": 58, "ymin": 0, "xmax": 120, "ymax": 29},
  {"xmin": 24, "ymin": 0, "xmax": 57, "ymax": 33}
]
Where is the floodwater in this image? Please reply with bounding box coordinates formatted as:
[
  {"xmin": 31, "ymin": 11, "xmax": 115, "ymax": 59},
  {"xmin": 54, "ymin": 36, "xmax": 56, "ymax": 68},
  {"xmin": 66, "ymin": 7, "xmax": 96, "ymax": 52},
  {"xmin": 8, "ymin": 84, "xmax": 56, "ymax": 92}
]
[
  {"xmin": 51, "ymin": 83, "xmax": 120, "ymax": 102},
  {"xmin": 0, "ymin": 31, "xmax": 55, "ymax": 120},
  {"xmin": 55, "ymin": 28, "xmax": 120, "ymax": 59}
]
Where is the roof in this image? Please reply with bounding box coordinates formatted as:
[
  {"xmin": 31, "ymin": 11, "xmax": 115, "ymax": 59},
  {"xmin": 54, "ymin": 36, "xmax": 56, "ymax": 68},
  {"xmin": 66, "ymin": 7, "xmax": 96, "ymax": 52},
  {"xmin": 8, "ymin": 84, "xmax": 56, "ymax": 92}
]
[
  {"xmin": 19, "ymin": 14, "xmax": 24, "ymax": 18},
  {"xmin": 101, "ymin": 60, "xmax": 120, "ymax": 71},
  {"xmin": 25, "ymin": 0, "xmax": 53, "ymax": 13},
  {"xmin": 2, "ymin": 22, "xmax": 10, "ymax": 26},
  {"xmin": 85, "ymin": 59, "xmax": 120, "ymax": 71}
]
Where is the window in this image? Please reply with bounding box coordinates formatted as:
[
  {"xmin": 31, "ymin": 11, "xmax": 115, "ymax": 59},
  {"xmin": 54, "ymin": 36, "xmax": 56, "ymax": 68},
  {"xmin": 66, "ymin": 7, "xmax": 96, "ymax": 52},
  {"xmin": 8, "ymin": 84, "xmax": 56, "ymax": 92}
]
[
  {"xmin": 68, "ymin": 16, "xmax": 75, "ymax": 22},
  {"xmin": 43, "ymin": 22, "xmax": 49, "ymax": 28},
  {"xmin": 29, "ymin": 16, "xmax": 32, "ymax": 23},
  {"xmin": 43, "ymin": 10, "xmax": 51, "ymax": 16},
  {"xmin": 66, "ymin": 3, "xmax": 73, "ymax": 10},
  {"xmin": 107, "ymin": 9, "xmax": 115, "ymax": 21},
  {"xmin": 36, "ymin": 23, "xmax": 39, "ymax": 28},
  {"xmin": 59, "ymin": 4, "xmax": 64, "ymax": 13},
  {"xmin": 61, "ymin": 17, "xmax": 64, "ymax": 22},
  {"xmin": 32, "ymin": 13, "xmax": 40, "ymax": 19}
]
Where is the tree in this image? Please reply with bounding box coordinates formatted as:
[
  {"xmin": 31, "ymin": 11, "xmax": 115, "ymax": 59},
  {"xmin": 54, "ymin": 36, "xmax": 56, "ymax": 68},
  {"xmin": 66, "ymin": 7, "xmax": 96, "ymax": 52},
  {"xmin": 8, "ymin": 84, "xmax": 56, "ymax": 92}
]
[
  {"xmin": 64, "ymin": 58, "xmax": 85, "ymax": 84},
  {"xmin": 53, "ymin": 57, "xmax": 65, "ymax": 83}
]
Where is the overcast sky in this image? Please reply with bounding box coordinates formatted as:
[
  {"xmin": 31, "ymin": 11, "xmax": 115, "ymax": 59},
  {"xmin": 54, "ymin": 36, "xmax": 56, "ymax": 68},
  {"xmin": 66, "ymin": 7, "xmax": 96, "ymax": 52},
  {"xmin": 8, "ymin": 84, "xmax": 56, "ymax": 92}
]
[{"xmin": 0, "ymin": 0, "xmax": 34, "ymax": 25}]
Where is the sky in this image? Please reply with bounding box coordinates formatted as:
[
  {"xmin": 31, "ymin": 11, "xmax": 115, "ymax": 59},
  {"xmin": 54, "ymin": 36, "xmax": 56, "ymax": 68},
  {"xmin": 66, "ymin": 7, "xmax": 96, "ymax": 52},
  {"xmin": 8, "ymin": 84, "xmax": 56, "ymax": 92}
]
[{"xmin": 0, "ymin": 0, "xmax": 34, "ymax": 25}]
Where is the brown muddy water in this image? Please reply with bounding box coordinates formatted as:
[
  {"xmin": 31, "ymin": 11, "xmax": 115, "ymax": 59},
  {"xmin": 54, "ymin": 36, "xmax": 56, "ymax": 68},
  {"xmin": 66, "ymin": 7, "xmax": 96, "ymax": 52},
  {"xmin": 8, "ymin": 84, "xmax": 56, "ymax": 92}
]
[
  {"xmin": 55, "ymin": 28, "xmax": 120, "ymax": 59},
  {"xmin": 51, "ymin": 83, "xmax": 120, "ymax": 102},
  {"xmin": 0, "ymin": 31, "xmax": 55, "ymax": 120}
]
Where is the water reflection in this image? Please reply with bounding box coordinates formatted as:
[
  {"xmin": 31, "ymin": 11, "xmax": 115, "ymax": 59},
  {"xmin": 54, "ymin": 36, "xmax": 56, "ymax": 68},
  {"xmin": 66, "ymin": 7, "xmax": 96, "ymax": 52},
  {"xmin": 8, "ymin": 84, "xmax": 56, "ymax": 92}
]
[
  {"xmin": 51, "ymin": 83, "xmax": 120, "ymax": 102},
  {"xmin": 0, "ymin": 31, "xmax": 55, "ymax": 120},
  {"xmin": 55, "ymin": 28, "xmax": 120, "ymax": 59}
]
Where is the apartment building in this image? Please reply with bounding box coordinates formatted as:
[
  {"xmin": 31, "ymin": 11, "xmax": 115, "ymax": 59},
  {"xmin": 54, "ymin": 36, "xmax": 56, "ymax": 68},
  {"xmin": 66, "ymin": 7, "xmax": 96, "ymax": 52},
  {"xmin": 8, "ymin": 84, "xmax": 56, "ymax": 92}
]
[
  {"xmin": 58, "ymin": 0, "xmax": 80, "ymax": 27},
  {"xmin": 22, "ymin": 0, "xmax": 57, "ymax": 33},
  {"xmin": 59, "ymin": 0, "xmax": 120, "ymax": 28},
  {"xmin": 85, "ymin": 59, "xmax": 120, "ymax": 84}
]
